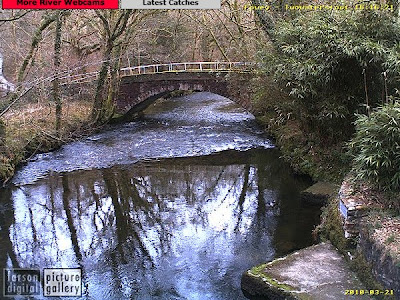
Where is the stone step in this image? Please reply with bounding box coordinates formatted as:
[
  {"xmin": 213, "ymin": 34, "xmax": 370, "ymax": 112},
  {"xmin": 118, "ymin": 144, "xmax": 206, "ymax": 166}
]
[
  {"xmin": 241, "ymin": 242, "xmax": 372, "ymax": 300},
  {"xmin": 300, "ymin": 182, "xmax": 338, "ymax": 205}
]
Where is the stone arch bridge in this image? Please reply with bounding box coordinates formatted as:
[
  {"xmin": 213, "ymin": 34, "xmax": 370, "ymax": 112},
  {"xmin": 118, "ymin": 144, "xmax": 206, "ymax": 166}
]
[
  {"xmin": 116, "ymin": 62, "xmax": 254, "ymax": 115},
  {"xmin": 63, "ymin": 62, "xmax": 255, "ymax": 116}
]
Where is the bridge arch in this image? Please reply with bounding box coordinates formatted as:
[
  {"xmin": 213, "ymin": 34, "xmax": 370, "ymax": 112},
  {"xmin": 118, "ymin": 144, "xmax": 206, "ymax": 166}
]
[
  {"xmin": 118, "ymin": 73, "xmax": 234, "ymax": 115},
  {"xmin": 116, "ymin": 62, "xmax": 254, "ymax": 116}
]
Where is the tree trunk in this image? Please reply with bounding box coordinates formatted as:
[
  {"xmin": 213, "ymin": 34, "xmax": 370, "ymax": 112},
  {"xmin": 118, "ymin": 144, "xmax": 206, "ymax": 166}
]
[
  {"xmin": 105, "ymin": 44, "xmax": 122, "ymax": 120},
  {"xmin": 18, "ymin": 13, "xmax": 58, "ymax": 82},
  {"xmin": 0, "ymin": 119, "xmax": 5, "ymax": 150},
  {"xmin": 90, "ymin": 42, "xmax": 112, "ymax": 123},
  {"xmin": 53, "ymin": 11, "xmax": 64, "ymax": 137}
]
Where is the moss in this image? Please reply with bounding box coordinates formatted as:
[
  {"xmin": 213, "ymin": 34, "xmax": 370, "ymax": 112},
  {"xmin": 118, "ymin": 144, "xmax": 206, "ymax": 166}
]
[
  {"xmin": 249, "ymin": 264, "xmax": 296, "ymax": 292},
  {"xmin": 249, "ymin": 263, "xmax": 267, "ymax": 276},
  {"xmin": 315, "ymin": 196, "xmax": 353, "ymax": 252},
  {"xmin": 349, "ymin": 253, "xmax": 391, "ymax": 300},
  {"xmin": 263, "ymin": 276, "xmax": 296, "ymax": 292},
  {"xmin": 248, "ymin": 265, "xmax": 315, "ymax": 300},
  {"xmin": 385, "ymin": 235, "xmax": 395, "ymax": 245},
  {"xmin": 316, "ymin": 197, "xmax": 394, "ymax": 299}
]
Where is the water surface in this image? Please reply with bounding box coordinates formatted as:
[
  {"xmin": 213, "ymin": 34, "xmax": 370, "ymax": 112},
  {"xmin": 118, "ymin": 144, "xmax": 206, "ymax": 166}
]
[{"xmin": 0, "ymin": 92, "xmax": 320, "ymax": 299}]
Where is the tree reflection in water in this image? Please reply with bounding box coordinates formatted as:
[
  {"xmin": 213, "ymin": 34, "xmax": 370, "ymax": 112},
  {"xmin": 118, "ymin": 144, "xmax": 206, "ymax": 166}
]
[{"xmin": 4, "ymin": 149, "xmax": 319, "ymax": 299}]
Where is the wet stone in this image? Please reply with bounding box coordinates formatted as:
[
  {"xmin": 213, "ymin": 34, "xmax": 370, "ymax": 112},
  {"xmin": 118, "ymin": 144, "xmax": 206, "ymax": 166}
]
[
  {"xmin": 241, "ymin": 243, "xmax": 370, "ymax": 300},
  {"xmin": 300, "ymin": 182, "xmax": 338, "ymax": 205}
]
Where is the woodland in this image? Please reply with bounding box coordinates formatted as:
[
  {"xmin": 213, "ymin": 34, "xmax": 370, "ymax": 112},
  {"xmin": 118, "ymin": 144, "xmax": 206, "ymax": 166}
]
[{"xmin": 0, "ymin": 2, "xmax": 399, "ymax": 207}]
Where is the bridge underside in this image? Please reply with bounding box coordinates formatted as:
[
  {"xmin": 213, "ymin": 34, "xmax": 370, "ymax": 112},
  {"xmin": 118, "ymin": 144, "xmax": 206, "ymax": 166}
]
[{"xmin": 116, "ymin": 72, "xmax": 252, "ymax": 115}]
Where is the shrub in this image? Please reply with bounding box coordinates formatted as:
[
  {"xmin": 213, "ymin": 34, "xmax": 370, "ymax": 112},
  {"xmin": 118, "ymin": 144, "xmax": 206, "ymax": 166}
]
[
  {"xmin": 257, "ymin": 8, "xmax": 400, "ymax": 143},
  {"xmin": 349, "ymin": 102, "xmax": 400, "ymax": 192}
]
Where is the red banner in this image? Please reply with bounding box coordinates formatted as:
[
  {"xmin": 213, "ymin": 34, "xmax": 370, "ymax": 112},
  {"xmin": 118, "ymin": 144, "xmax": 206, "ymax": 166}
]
[{"xmin": 2, "ymin": 0, "xmax": 118, "ymax": 9}]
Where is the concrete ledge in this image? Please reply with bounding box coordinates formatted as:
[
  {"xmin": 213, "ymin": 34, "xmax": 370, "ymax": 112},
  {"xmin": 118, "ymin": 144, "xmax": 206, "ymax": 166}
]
[
  {"xmin": 300, "ymin": 182, "xmax": 338, "ymax": 205},
  {"xmin": 241, "ymin": 243, "xmax": 369, "ymax": 300}
]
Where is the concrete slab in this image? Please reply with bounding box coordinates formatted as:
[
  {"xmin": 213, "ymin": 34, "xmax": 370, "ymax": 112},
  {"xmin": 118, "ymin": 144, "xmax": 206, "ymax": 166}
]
[
  {"xmin": 241, "ymin": 243, "xmax": 372, "ymax": 300},
  {"xmin": 300, "ymin": 182, "xmax": 338, "ymax": 205}
]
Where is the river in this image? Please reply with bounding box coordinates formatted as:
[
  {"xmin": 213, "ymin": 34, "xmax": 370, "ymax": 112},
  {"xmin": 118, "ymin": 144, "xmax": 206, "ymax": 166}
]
[{"xmin": 0, "ymin": 92, "xmax": 320, "ymax": 299}]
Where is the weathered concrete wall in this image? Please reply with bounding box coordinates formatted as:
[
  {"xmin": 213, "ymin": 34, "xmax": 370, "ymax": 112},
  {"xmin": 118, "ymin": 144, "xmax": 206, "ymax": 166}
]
[
  {"xmin": 241, "ymin": 243, "xmax": 370, "ymax": 300},
  {"xmin": 338, "ymin": 179, "xmax": 400, "ymax": 299},
  {"xmin": 116, "ymin": 71, "xmax": 253, "ymax": 115},
  {"xmin": 358, "ymin": 225, "xmax": 400, "ymax": 298}
]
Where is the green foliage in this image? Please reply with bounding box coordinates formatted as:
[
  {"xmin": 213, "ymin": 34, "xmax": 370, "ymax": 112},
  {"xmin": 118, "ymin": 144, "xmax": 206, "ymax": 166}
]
[
  {"xmin": 258, "ymin": 8, "xmax": 400, "ymax": 143},
  {"xmin": 349, "ymin": 102, "xmax": 400, "ymax": 192}
]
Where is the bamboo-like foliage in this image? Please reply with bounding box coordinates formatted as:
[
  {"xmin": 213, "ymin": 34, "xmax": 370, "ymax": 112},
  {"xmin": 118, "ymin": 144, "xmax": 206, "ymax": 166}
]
[
  {"xmin": 349, "ymin": 102, "xmax": 400, "ymax": 192},
  {"xmin": 257, "ymin": 7, "xmax": 400, "ymax": 142}
]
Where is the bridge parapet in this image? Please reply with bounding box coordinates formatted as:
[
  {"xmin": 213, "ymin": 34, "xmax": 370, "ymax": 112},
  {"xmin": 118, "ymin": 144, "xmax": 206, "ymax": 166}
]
[
  {"xmin": 57, "ymin": 61, "xmax": 253, "ymax": 85},
  {"xmin": 120, "ymin": 61, "xmax": 253, "ymax": 77},
  {"xmin": 38, "ymin": 61, "xmax": 255, "ymax": 116}
]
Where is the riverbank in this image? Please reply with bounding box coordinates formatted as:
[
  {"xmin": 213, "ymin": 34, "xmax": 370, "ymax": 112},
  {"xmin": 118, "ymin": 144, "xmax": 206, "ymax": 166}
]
[
  {"xmin": 254, "ymin": 114, "xmax": 348, "ymax": 184},
  {"xmin": 0, "ymin": 100, "xmax": 94, "ymax": 184},
  {"xmin": 252, "ymin": 85, "xmax": 400, "ymax": 298}
]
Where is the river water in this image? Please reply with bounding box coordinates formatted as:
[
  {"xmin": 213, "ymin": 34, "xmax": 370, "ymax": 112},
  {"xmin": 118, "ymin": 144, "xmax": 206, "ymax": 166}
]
[{"xmin": 0, "ymin": 92, "xmax": 320, "ymax": 299}]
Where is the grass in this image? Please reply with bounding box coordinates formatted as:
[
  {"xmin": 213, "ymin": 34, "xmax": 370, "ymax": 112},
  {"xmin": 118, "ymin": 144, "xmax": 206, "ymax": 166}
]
[{"xmin": 0, "ymin": 99, "xmax": 93, "ymax": 183}]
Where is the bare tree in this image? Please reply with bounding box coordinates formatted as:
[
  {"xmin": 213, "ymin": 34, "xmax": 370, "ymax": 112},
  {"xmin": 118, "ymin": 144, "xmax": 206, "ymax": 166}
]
[
  {"xmin": 53, "ymin": 11, "xmax": 67, "ymax": 136},
  {"xmin": 91, "ymin": 10, "xmax": 158, "ymax": 124}
]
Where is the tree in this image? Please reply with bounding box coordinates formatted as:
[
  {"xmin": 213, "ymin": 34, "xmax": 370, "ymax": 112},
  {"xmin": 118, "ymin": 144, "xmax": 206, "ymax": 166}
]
[
  {"xmin": 52, "ymin": 10, "xmax": 69, "ymax": 137},
  {"xmin": 90, "ymin": 10, "xmax": 135, "ymax": 123},
  {"xmin": 257, "ymin": 8, "xmax": 400, "ymax": 142}
]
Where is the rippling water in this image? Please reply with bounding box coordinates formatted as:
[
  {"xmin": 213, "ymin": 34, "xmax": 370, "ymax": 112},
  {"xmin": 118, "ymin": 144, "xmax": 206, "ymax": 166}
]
[
  {"xmin": 0, "ymin": 92, "xmax": 320, "ymax": 299},
  {"xmin": 13, "ymin": 93, "xmax": 271, "ymax": 185}
]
